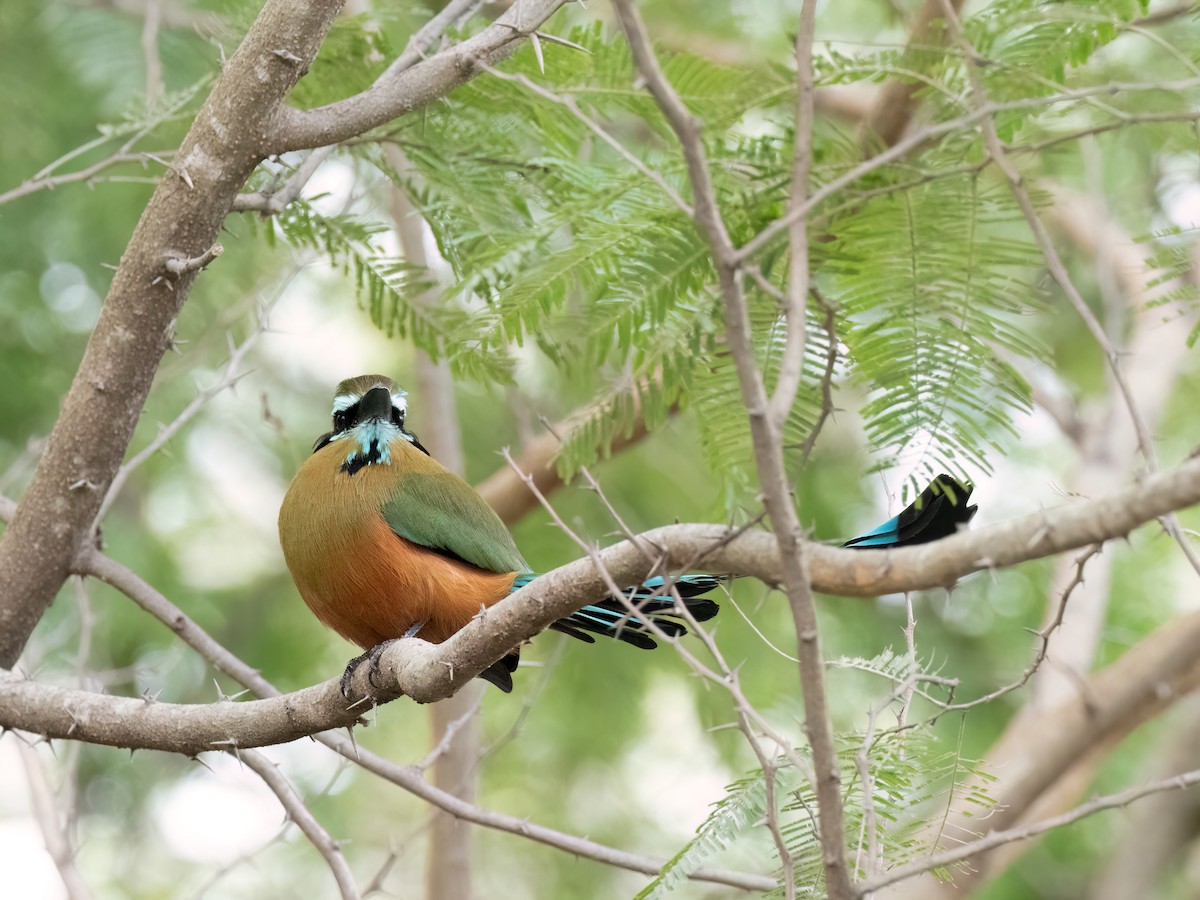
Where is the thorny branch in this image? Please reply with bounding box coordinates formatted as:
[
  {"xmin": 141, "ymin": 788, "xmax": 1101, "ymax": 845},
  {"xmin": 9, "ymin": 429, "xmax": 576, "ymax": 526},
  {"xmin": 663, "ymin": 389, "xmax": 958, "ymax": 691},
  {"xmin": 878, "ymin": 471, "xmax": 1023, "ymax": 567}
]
[
  {"xmin": 93, "ymin": 274, "xmax": 293, "ymax": 528},
  {"xmin": 610, "ymin": 2, "xmax": 853, "ymax": 897},
  {"xmin": 515, "ymin": 446, "xmax": 815, "ymax": 893},
  {"xmin": 856, "ymin": 768, "xmax": 1200, "ymax": 896},
  {"xmin": 0, "ymin": 0, "xmax": 569, "ymax": 670},
  {"xmin": 239, "ymin": 749, "xmax": 360, "ymax": 900},
  {"xmin": 0, "ymin": 498, "xmax": 776, "ymax": 894}
]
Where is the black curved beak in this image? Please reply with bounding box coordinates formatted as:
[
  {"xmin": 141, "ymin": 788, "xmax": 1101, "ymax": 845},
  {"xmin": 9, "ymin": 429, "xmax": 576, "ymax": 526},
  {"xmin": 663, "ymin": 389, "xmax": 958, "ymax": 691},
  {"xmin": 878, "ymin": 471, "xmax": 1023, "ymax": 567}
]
[{"xmin": 357, "ymin": 386, "xmax": 393, "ymax": 423}]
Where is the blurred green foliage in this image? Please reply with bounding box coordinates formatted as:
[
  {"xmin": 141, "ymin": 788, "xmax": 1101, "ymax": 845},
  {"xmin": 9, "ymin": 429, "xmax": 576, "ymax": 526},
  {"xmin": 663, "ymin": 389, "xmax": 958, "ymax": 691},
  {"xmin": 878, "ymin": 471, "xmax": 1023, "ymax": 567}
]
[{"xmin": 3, "ymin": 0, "xmax": 1200, "ymax": 897}]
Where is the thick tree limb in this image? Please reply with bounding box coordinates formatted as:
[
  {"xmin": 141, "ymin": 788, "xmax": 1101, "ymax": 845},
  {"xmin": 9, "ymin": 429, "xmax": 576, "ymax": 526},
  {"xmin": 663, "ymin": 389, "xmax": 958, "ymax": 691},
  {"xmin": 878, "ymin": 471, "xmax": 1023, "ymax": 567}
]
[
  {"xmin": 0, "ymin": 0, "xmax": 346, "ymax": 669},
  {"xmin": 0, "ymin": 0, "xmax": 567, "ymax": 670},
  {"xmin": 271, "ymin": 0, "xmax": 567, "ymax": 152},
  {"xmin": 5, "ymin": 455, "xmax": 1200, "ymax": 746}
]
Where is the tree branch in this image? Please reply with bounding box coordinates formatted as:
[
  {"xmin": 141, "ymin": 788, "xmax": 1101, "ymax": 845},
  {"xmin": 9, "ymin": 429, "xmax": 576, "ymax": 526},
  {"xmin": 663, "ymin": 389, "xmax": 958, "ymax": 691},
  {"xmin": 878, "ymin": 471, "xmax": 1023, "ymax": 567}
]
[
  {"xmin": 858, "ymin": 768, "xmax": 1200, "ymax": 895},
  {"xmin": 271, "ymin": 0, "xmax": 568, "ymax": 152},
  {"xmin": 240, "ymin": 749, "xmax": 360, "ymax": 900},
  {"xmin": 0, "ymin": 0, "xmax": 346, "ymax": 669},
  {"xmin": 5, "ymin": 453, "xmax": 1200, "ymax": 748},
  {"xmin": 609, "ymin": 3, "xmax": 849, "ymax": 894},
  {"xmin": 0, "ymin": 500, "xmax": 776, "ymax": 893},
  {"xmin": 0, "ymin": 0, "xmax": 571, "ymax": 670}
]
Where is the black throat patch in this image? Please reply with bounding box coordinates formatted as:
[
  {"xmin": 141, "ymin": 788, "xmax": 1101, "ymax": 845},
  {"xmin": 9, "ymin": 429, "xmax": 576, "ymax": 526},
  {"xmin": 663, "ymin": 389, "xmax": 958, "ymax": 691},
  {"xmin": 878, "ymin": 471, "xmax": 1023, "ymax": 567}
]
[{"xmin": 340, "ymin": 439, "xmax": 384, "ymax": 476}]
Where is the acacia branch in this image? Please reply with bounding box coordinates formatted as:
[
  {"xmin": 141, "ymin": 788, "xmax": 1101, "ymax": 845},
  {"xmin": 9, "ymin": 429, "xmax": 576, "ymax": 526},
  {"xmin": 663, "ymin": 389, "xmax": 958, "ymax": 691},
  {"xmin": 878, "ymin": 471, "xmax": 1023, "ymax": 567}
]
[
  {"xmin": 240, "ymin": 749, "xmax": 360, "ymax": 900},
  {"xmin": 0, "ymin": 0, "xmax": 347, "ymax": 669},
  {"xmin": 271, "ymin": 0, "xmax": 567, "ymax": 152},
  {"xmin": 610, "ymin": 3, "xmax": 851, "ymax": 895},
  {"xmin": 5, "ymin": 455, "xmax": 1200, "ymax": 744},
  {"xmin": 0, "ymin": 501, "xmax": 776, "ymax": 893},
  {"xmin": 0, "ymin": 0, "xmax": 569, "ymax": 670},
  {"xmin": 5, "ymin": 457, "xmax": 1200, "ymax": 892},
  {"xmin": 859, "ymin": 768, "xmax": 1200, "ymax": 895}
]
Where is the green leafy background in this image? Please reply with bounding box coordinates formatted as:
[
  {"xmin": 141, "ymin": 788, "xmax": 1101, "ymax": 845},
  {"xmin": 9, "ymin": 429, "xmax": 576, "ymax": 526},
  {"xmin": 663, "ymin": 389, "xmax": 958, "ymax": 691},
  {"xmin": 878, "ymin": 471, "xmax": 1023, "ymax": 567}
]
[{"xmin": 2, "ymin": 0, "xmax": 1199, "ymax": 896}]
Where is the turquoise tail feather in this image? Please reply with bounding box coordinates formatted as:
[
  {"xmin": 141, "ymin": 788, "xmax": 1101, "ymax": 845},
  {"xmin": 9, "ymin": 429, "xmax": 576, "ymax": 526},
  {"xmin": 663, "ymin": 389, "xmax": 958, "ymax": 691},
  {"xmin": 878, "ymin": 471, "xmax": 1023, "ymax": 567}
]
[
  {"xmin": 843, "ymin": 474, "xmax": 978, "ymax": 549},
  {"xmin": 510, "ymin": 573, "xmax": 724, "ymax": 649}
]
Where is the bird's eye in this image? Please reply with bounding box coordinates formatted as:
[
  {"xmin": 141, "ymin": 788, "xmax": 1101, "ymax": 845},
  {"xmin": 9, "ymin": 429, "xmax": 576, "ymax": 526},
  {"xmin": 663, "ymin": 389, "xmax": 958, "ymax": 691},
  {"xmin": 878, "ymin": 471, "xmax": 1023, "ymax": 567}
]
[
  {"xmin": 333, "ymin": 403, "xmax": 356, "ymax": 433},
  {"xmin": 390, "ymin": 407, "xmax": 404, "ymax": 428}
]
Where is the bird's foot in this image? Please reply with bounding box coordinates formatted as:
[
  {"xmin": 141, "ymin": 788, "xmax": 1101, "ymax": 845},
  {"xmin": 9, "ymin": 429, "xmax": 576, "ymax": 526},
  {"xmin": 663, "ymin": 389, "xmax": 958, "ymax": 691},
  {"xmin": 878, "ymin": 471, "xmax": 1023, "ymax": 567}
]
[
  {"xmin": 341, "ymin": 640, "xmax": 399, "ymax": 699},
  {"xmin": 339, "ymin": 621, "xmax": 429, "ymax": 699},
  {"xmin": 340, "ymin": 648, "xmax": 377, "ymax": 700}
]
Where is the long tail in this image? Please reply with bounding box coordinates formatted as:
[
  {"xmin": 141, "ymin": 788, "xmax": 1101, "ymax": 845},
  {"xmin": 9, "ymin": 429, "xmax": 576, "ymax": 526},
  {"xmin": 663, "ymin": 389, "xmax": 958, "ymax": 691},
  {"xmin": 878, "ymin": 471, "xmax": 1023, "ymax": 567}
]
[
  {"xmin": 842, "ymin": 474, "xmax": 977, "ymax": 549},
  {"xmin": 535, "ymin": 574, "xmax": 724, "ymax": 649},
  {"xmin": 479, "ymin": 574, "xmax": 724, "ymax": 691}
]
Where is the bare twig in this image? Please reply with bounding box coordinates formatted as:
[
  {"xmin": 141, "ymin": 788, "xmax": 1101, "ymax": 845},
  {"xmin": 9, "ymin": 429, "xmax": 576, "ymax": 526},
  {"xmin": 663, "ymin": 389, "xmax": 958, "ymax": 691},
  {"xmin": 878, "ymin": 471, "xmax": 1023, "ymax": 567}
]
[
  {"xmin": 382, "ymin": 0, "xmax": 486, "ymax": 80},
  {"xmin": 93, "ymin": 282, "xmax": 289, "ymax": 529},
  {"xmin": 239, "ymin": 749, "xmax": 360, "ymax": 900},
  {"xmin": 231, "ymin": 146, "xmax": 335, "ymax": 214},
  {"xmin": 480, "ymin": 64, "xmax": 694, "ymax": 217},
  {"xmin": 504, "ymin": 448, "xmax": 813, "ymax": 784},
  {"xmin": 856, "ymin": 768, "xmax": 1200, "ymax": 895},
  {"xmin": 609, "ymin": 3, "xmax": 852, "ymax": 896},
  {"xmin": 796, "ymin": 291, "xmax": 839, "ymax": 466},
  {"xmin": 920, "ymin": 545, "xmax": 1101, "ymax": 721},
  {"xmin": 17, "ymin": 741, "xmax": 95, "ymax": 900},
  {"xmin": 9, "ymin": 516, "xmax": 776, "ymax": 892},
  {"xmin": 0, "ymin": 149, "xmax": 176, "ymax": 207},
  {"xmin": 736, "ymin": 76, "xmax": 1200, "ymax": 263},
  {"xmin": 767, "ymin": 0, "xmax": 819, "ymax": 431}
]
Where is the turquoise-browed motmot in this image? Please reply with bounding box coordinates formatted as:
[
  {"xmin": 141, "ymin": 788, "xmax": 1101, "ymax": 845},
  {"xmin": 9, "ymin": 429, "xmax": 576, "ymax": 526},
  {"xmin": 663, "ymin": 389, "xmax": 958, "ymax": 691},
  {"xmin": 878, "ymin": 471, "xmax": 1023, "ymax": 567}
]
[{"xmin": 278, "ymin": 375, "xmax": 722, "ymax": 693}]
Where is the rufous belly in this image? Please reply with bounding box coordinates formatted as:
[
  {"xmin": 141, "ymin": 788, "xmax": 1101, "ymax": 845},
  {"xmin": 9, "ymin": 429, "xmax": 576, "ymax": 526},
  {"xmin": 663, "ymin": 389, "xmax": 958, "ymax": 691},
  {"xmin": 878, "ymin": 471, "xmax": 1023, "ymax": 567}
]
[{"xmin": 279, "ymin": 443, "xmax": 517, "ymax": 649}]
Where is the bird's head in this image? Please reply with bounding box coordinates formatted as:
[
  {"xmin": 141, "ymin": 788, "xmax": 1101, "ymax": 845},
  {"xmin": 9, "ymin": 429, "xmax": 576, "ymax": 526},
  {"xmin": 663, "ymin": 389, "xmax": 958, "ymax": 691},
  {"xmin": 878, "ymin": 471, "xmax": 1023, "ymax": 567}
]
[{"xmin": 312, "ymin": 374, "xmax": 429, "ymax": 473}]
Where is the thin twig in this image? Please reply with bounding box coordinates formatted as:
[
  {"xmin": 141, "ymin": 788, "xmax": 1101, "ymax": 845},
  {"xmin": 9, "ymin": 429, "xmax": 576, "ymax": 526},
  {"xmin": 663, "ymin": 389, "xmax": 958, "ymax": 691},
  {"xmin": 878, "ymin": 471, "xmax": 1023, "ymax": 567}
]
[
  {"xmin": 855, "ymin": 767, "xmax": 1200, "ymax": 895},
  {"xmin": 239, "ymin": 749, "xmax": 360, "ymax": 900},
  {"xmin": 737, "ymin": 76, "xmax": 1200, "ymax": 263},
  {"xmin": 63, "ymin": 544, "xmax": 778, "ymax": 893},
  {"xmin": 231, "ymin": 146, "xmax": 336, "ymax": 214},
  {"xmin": 768, "ymin": 0, "xmax": 819, "ymax": 431},
  {"xmin": 93, "ymin": 275, "xmax": 293, "ymax": 528},
  {"xmin": 0, "ymin": 150, "xmax": 176, "ymax": 207},
  {"xmin": 17, "ymin": 741, "xmax": 95, "ymax": 900},
  {"xmin": 382, "ymin": 0, "xmax": 486, "ymax": 80},
  {"xmin": 610, "ymin": 2, "xmax": 852, "ymax": 896},
  {"xmin": 796, "ymin": 290, "xmax": 839, "ymax": 466},
  {"xmin": 480, "ymin": 64, "xmax": 694, "ymax": 217}
]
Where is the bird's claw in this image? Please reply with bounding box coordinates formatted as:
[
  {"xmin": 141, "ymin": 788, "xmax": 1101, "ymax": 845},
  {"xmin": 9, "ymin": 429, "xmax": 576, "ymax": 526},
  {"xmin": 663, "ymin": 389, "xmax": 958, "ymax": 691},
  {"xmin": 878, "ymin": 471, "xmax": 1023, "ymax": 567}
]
[
  {"xmin": 340, "ymin": 638, "xmax": 400, "ymax": 699},
  {"xmin": 340, "ymin": 651, "xmax": 369, "ymax": 699}
]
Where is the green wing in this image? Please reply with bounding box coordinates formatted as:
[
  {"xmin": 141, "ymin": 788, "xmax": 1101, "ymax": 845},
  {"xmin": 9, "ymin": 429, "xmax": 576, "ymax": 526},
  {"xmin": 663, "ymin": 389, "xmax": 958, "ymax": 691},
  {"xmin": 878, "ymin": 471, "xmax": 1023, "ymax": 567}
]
[{"xmin": 381, "ymin": 470, "xmax": 529, "ymax": 575}]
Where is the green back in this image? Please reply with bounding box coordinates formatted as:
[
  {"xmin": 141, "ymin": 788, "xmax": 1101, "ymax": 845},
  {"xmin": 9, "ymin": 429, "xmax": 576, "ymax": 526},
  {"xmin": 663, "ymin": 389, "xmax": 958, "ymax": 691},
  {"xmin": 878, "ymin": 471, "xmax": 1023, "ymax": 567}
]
[{"xmin": 382, "ymin": 470, "xmax": 529, "ymax": 575}]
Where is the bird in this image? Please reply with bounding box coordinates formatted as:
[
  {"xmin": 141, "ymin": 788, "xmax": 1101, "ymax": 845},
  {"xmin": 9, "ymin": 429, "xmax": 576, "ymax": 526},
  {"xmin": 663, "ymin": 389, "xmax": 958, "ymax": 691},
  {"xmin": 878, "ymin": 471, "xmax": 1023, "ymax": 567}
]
[
  {"xmin": 842, "ymin": 474, "xmax": 977, "ymax": 549},
  {"xmin": 277, "ymin": 374, "xmax": 722, "ymax": 694}
]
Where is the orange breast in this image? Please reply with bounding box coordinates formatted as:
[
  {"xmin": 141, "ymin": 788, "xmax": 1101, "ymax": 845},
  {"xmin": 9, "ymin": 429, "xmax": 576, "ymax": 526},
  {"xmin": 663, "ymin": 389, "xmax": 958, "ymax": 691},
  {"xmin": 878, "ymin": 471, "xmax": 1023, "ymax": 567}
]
[{"xmin": 278, "ymin": 438, "xmax": 518, "ymax": 649}]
